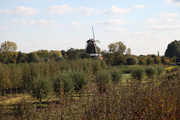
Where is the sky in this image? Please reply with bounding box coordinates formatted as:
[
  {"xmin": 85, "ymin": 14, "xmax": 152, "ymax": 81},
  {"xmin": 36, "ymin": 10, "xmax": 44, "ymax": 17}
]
[{"xmin": 0, "ymin": 0, "xmax": 180, "ymax": 55}]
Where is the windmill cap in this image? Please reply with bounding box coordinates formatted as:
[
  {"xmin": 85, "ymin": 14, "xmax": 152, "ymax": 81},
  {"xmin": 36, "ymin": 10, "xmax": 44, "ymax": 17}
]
[{"xmin": 87, "ymin": 39, "xmax": 95, "ymax": 43}]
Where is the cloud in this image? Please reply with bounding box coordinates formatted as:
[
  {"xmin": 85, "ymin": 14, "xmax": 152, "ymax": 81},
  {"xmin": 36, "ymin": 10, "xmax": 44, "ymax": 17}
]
[
  {"xmin": 96, "ymin": 19, "xmax": 131, "ymax": 25},
  {"xmin": 102, "ymin": 28, "xmax": 126, "ymax": 32},
  {"xmin": 0, "ymin": 26, "xmax": 10, "ymax": 31},
  {"xmin": 103, "ymin": 5, "xmax": 131, "ymax": 16},
  {"xmin": 133, "ymin": 5, "xmax": 146, "ymax": 9},
  {"xmin": 69, "ymin": 22, "xmax": 85, "ymax": 26},
  {"xmin": 141, "ymin": 18, "xmax": 180, "ymax": 24},
  {"xmin": 148, "ymin": 25, "xmax": 180, "ymax": 30},
  {"xmin": 158, "ymin": 12, "xmax": 179, "ymax": 17},
  {"xmin": 68, "ymin": 27, "xmax": 83, "ymax": 30},
  {"xmin": 39, "ymin": 24, "xmax": 63, "ymax": 29},
  {"xmin": 160, "ymin": 18, "xmax": 180, "ymax": 23},
  {"xmin": 165, "ymin": 0, "xmax": 172, "ymax": 4},
  {"xmin": 0, "ymin": 6, "xmax": 40, "ymax": 16},
  {"xmin": 141, "ymin": 19, "xmax": 158, "ymax": 24},
  {"xmin": 80, "ymin": 7, "xmax": 99, "ymax": 15},
  {"xmin": 123, "ymin": 31, "xmax": 150, "ymax": 36},
  {"xmin": 147, "ymin": 35, "xmax": 164, "ymax": 39},
  {"xmin": 6, "ymin": 20, "xmax": 59, "ymax": 25},
  {"xmin": 165, "ymin": 0, "xmax": 180, "ymax": 6},
  {"xmin": 45, "ymin": 4, "xmax": 77, "ymax": 15},
  {"xmin": 45, "ymin": 4, "xmax": 99, "ymax": 15}
]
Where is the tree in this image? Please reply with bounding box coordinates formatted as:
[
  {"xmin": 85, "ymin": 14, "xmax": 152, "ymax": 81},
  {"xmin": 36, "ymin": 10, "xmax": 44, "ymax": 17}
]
[
  {"xmin": 28, "ymin": 74, "xmax": 53, "ymax": 104},
  {"xmin": 126, "ymin": 56, "xmax": 139, "ymax": 65},
  {"xmin": 165, "ymin": 40, "xmax": 180, "ymax": 58},
  {"xmin": 80, "ymin": 52, "xmax": 91, "ymax": 59},
  {"xmin": 17, "ymin": 51, "xmax": 28, "ymax": 63},
  {"xmin": 27, "ymin": 52, "xmax": 39, "ymax": 63},
  {"xmin": 66, "ymin": 48, "xmax": 80, "ymax": 60},
  {"xmin": 49, "ymin": 50, "xmax": 63, "ymax": 60},
  {"xmin": 139, "ymin": 58, "xmax": 146, "ymax": 65},
  {"xmin": 108, "ymin": 41, "xmax": 126, "ymax": 54},
  {"xmin": 0, "ymin": 51, "xmax": 18, "ymax": 63},
  {"xmin": 161, "ymin": 56, "xmax": 170, "ymax": 65},
  {"xmin": 0, "ymin": 41, "xmax": 17, "ymax": 52},
  {"xmin": 146, "ymin": 55, "xmax": 154, "ymax": 65},
  {"xmin": 154, "ymin": 56, "xmax": 161, "ymax": 64},
  {"xmin": 36, "ymin": 50, "xmax": 49, "ymax": 59},
  {"xmin": 61, "ymin": 50, "xmax": 66, "ymax": 57},
  {"xmin": 125, "ymin": 48, "xmax": 131, "ymax": 56},
  {"xmin": 114, "ymin": 53, "xmax": 124, "ymax": 65},
  {"xmin": 97, "ymin": 46, "xmax": 101, "ymax": 54}
]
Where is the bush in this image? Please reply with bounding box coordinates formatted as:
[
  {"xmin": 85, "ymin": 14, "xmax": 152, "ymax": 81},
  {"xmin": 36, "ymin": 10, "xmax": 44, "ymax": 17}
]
[
  {"xmin": 71, "ymin": 70, "xmax": 87, "ymax": 93},
  {"xmin": 155, "ymin": 65, "xmax": 165, "ymax": 76},
  {"xmin": 92, "ymin": 60, "xmax": 101, "ymax": 74},
  {"xmin": 145, "ymin": 67, "xmax": 157, "ymax": 78},
  {"xmin": 28, "ymin": 74, "xmax": 53, "ymax": 103},
  {"xmin": 111, "ymin": 68, "xmax": 122, "ymax": 83},
  {"xmin": 131, "ymin": 68, "xmax": 145, "ymax": 80},
  {"xmin": 96, "ymin": 70, "xmax": 111, "ymax": 93},
  {"xmin": 54, "ymin": 71, "xmax": 74, "ymax": 94},
  {"xmin": 126, "ymin": 56, "xmax": 139, "ymax": 65},
  {"xmin": 96, "ymin": 70, "xmax": 111, "ymax": 84}
]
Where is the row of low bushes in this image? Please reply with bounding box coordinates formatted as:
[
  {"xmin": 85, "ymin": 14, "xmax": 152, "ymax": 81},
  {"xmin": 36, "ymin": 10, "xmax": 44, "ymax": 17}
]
[
  {"xmin": 0, "ymin": 59, "xmax": 124, "ymax": 102},
  {"xmin": 26, "ymin": 68, "xmax": 123, "ymax": 102},
  {"xmin": 131, "ymin": 65, "xmax": 165, "ymax": 80}
]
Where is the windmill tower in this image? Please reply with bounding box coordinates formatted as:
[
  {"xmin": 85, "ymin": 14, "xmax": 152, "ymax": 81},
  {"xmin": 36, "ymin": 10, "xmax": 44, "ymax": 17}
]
[{"xmin": 85, "ymin": 27, "xmax": 101, "ymax": 58}]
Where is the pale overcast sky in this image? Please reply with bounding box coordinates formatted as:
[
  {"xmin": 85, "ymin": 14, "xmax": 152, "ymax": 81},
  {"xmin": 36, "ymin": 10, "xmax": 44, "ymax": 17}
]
[{"xmin": 0, "ymin": 0, "xmax": 180, "ymax": 55}]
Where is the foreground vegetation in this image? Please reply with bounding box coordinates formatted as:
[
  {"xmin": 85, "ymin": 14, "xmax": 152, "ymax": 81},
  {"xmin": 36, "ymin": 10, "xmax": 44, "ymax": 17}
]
[{"xmin": 0, "ymin": 58, "xmax": 180, "ymax": 119}]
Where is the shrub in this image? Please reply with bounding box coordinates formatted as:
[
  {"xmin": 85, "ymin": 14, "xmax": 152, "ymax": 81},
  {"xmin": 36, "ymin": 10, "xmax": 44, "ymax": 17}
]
[
  {"xmin": 28, "ymin": 74, "xmax": 53, "ymax": 103},
  {"xmin": 126, "ymin": 56, "xmax": 139, "ymax": 65},
  {"xmin": 111, "ymin": 68, "xmax": 122, "ymax": 83},
  {"xmin": 155, "ymin": 65, "xmax": 165, "ymax": 76},
  {"xmin": 54, "ymin": 71, "xmax": 74, "ymax": 94},
  {"xmin": 145, "ymin": 67, "xmax": 157, "ymax": 78},
  {"xmin": 92, "ymin": 60, "xmax": 101, "ymax": 74},
  {"xmin": 14, "ymin": 97, "xmax": 35, "ymax": 119},
  {"xmin": 131, "ymin": 68, "xmax": 145, "ymax": 80},
  {"xmin": 96, "ymin": 70, "xmax": 111, "ymax": 93},
  {"xmin": 71, "ymin": 71, "xmax": 87, "ymax": 93},
  {"xmin": 96, "ymin": 70, "xmax": 111, "ymax": 84},
  {"xmin": 101, "ymin": 60, "xmax": 107, "ymax": 69}
]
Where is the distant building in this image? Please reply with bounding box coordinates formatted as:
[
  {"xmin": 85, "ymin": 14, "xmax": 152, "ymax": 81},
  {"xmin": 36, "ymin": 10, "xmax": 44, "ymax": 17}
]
[{"xmin": 85, "ymin": 39, "xmax": 102, "ymax": 59}]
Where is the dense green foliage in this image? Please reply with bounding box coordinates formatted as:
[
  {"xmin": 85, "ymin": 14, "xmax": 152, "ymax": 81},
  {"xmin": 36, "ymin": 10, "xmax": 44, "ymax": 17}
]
[
  {"xmin": 54, "ymin": 71, "xmax": 74, "ymax": 94},
  {"xmin": 165, "ymin": 40, "xmax": 180, "ymax": 58},
  {"xmin": 155, "ymin": 65, "xmax": 165, "ymax": 76},
  {"xmin": 71, "ymin": 70, "xmax": 87, "ymax": 93},
  {"xmin": 131, "ymin": 68, "xmax": 145, "ymax": 80},
  {"xmin": 111, "ymin": 68, "xmax": 122, "ymax": 83},
  {"xmin": 145, "ymin": 67, "xmax": 157, "ymax": 78},
  {"xmin": 28, "ymin": 74, "xmax": 53, "ymax": 102},
  {"xmin": 126, "ymin": 56, "xmax": 139, "ymax": 65}
]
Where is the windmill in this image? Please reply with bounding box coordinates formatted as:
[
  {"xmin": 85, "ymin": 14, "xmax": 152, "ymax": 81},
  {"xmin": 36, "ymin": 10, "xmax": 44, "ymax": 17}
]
[{"xmin": 85, "ymin": 26, "xmax": 102, "ymax": 58}]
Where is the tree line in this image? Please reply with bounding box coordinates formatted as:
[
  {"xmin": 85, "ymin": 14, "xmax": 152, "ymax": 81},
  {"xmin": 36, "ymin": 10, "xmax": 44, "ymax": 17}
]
[{"xmin": 0, "ymin": 40, "xmax": 178, "ymax": 65}]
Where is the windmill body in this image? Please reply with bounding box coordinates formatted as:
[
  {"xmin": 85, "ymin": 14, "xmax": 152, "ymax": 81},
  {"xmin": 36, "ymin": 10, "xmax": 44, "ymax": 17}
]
[
  {"xmin": 85, "ymin": 26, "xmax": 102, "ymax": 58},
  {"xmin": 85, "ymin": 39, "xmax": 99, "ymax": 57}
]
